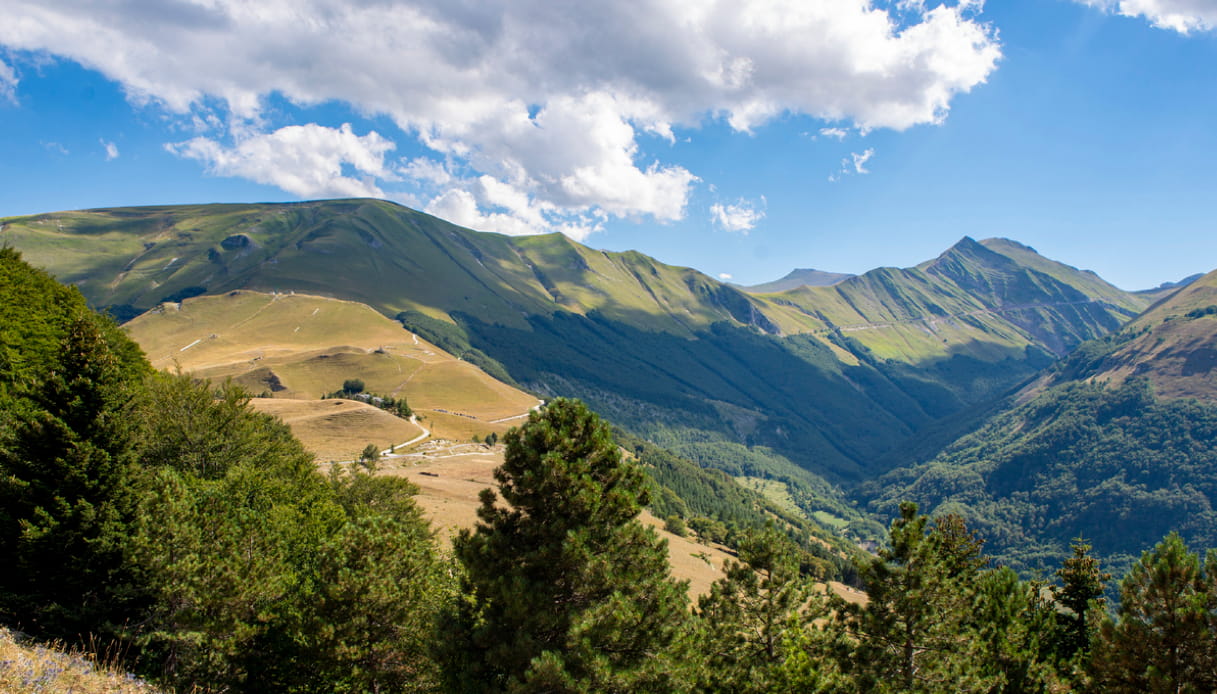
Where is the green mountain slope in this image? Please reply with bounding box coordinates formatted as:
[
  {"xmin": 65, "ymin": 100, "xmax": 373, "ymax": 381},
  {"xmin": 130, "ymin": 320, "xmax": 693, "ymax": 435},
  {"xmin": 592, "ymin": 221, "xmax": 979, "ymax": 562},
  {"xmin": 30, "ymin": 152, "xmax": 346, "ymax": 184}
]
[
  {"xmin": 0, "ymin": 201, "xmax": 1144, "ymax": 488},
  {"xmin": 1058, "ymin": 268, "xmax": 1217, "ymax": 402},
  {"xmin": 860, "ymin": 268, "xmax": 1217, "ymax": 574}
]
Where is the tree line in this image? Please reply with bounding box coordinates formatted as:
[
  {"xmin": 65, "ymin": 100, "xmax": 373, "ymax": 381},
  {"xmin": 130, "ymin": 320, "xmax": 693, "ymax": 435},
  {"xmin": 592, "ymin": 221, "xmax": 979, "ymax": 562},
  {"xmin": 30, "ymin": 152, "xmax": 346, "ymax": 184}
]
[{"xmin": 3, "ymin": 247, "xmax": 1216, "ymax": 692}]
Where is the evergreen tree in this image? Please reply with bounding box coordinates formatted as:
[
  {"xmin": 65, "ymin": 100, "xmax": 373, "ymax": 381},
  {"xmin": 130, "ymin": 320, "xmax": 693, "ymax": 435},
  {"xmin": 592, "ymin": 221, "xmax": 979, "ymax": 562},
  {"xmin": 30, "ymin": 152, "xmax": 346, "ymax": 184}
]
[
  {"xmin": 1090, "ymin": 532, "xmax": 1217, "ymax": 693},
  {"xmin": 695, "ymin": 524, "xmax": 824, "ymax": 693},
  {"xmin": 442, "ymin": 398, "xmax": 690, "ymax": 693},
  {"xmin": 1051, "ymin": 538, "xmax": 1109, "ymax": 667},
  {"xmin": 0, "ymin": 311, "xmax": 149, "ymax": 637},
  {"xmin": 970, "ymin": 567, "xmax": 1063, "ymax": 692},
  {"xmin": 842, "ymin": 503, "xmax": 995, "ymax": 693}
]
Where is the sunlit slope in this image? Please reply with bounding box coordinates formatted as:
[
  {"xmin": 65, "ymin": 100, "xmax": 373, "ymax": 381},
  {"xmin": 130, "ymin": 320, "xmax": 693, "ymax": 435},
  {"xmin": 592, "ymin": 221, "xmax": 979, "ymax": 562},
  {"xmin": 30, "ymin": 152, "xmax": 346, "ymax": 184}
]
[
  {"xmin": 6, "ymin": 201, "xmax": 1147, "ymax": 480},
  {"xmin": 123, "ymin": 290, "xmax": 539, "ymax": 427},
  {"xmin": 0, "ymin": 199, "xmax": 776, "ymax": 335},
  {"xmin": 763, "ymin": 237, "xmax": 1147, "ymax": 364},
  {"xmin": 249, "ymin": 398, "xmax": 424, "ymax": 462},
  {"xmin": 1060, "ymin": 267, "xmax": 1217, "ymax": 401}
]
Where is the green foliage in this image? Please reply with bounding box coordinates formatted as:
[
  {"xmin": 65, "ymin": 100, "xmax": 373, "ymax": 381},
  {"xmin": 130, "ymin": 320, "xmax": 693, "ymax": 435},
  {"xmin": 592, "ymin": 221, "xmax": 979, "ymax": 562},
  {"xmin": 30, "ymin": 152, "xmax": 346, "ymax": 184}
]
[
  {"xmin": 863, "ymin": 379, "xmax": 1217, "ymax": 575},
  {"xmin": 1052, "ymin": 538, "xmax": 1110, "ymax": 665},
  {"xmin": 0, "ymin": 312, "xmax": 148, "ymax": 636},
  {"xmin": 324, "ymin": 382, "xmax": 412, "ymax": 419},
  {"xmin": 394, "ymin": 310, "xmax": 518, "ymax": 387},
  {"xmin": 442, "ymin": 398, "xmax": 691, "ymax": 693},
  {"xmin": 694, "ymin": 525, "xmax": 827, "ymax": 694},
  {"xmin": 1090, "ymin": 533, "xmax": 1217, "ymax": 693},
  {"xmin": 840, "ymin": 503, "xmax": 996, "ymax": 692},
  {"xmin": 0, "ymin": 250, "xmax": 447, "ymax": 693}
]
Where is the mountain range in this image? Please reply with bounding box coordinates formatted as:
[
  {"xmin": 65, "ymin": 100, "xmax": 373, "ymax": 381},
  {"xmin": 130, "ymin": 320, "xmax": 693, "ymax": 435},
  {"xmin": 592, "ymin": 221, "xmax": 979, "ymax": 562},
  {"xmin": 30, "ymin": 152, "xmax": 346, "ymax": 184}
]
[{"xmin": 3, "ymin": 198, "xmax": 1213, "ymax": 568}]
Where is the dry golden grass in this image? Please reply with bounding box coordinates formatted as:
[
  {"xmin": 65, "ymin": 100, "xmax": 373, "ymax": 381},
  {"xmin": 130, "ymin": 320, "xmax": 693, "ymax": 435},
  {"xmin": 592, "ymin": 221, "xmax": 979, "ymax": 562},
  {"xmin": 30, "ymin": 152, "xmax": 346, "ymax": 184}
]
[
  {"xmin": 249, "ymin": 398, "xmax": 424, "ymax": 462},
  {"xmin": 0, "ymin": 628, "xmax": 163, "ymax": 693},
  {"xmin": 380, "ymin": 449, "xmax": 738, "ymax": 589},
  {"xmin": 125, "ymin": 291, "xmax": 539, "ymax": 419}
]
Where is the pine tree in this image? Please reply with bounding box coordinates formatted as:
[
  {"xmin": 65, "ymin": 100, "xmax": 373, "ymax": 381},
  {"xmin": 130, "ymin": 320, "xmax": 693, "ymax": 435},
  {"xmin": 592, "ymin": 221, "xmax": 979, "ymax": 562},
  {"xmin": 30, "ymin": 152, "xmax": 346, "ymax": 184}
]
[
  {"xmin": 1090, "ymin": 532, "xmax": 1217, "ymax": 693},
  {"xmin": 442, "ymin": 398, "xmax": 690, "ymax": 693},
  {"xmin": 842, "ymin": 503, "xmax": 995, "ymax": 693},
  {"xmin": 0, "ymin": 311, "xmax": 149, "ymax": 637},
  {"xmin": 695, "ymin": 524, "xmax": 824, "ymax": 693},
  {"xmin": 1051, "ymin": 538, "xmax": 1109, "ymax": 667}
]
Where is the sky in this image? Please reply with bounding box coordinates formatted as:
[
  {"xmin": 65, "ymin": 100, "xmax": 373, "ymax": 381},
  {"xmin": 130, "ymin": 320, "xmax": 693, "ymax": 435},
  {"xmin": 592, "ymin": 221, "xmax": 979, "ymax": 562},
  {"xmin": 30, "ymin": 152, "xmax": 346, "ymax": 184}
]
[{"xmin": 1, "ymin": 0, "xmax": 1215, "ymax": 291}]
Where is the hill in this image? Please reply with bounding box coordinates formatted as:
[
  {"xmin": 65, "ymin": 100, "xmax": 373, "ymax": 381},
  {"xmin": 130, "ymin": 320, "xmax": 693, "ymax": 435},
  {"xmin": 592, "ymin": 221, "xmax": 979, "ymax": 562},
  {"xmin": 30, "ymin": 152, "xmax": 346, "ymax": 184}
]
[
  {"xmin": 858, "ymin": 267, "xmax": 1217, "ymax": 575},
  {"xmin": 1057, "ymin": 268, "xmax": 1217, "ymax": 402},
  {"xmin": 1, "ymin": 201, "xmax": 1146, "ymax": 492},
  {"xmin": 119, "ymin": 288, "xmax": 866, "ymax": 573}
]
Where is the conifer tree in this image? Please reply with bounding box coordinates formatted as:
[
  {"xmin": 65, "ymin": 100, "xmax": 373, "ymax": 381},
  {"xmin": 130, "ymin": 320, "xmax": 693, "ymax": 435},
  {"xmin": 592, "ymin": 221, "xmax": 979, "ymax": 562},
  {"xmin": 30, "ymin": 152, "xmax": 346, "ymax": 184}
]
[
  {"xmin": 1090, "ymin": 532, "xmax": 1217, "ymax": 693},
  {"xmin": 1051, "ymin": 538, "xmax": 1109, "ymax": 666},
  {"xmin": 0, "ymin": 311, "xmax": 149, "ymax": 637},
  {"xmin": 442, "ymin": 398, "xmax": 690, "ymax": 693},
  {"xmin": 842, "ymin": 503, "xmax": 995, "ymax": 693},
  {"xmin": 695, "ymin": 524, "xmax": 824, "ymax": 693}
]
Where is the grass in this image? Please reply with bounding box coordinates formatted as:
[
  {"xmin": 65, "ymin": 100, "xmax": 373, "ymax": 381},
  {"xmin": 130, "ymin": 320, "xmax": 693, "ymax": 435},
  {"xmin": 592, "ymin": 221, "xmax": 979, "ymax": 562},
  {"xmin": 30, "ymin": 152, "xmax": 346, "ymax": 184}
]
[
  {"xmin": 124, "ymin": 290, "xmax": 539, "ymax": 458},
  {"xmin": 249, "ymin": 398, "xmax": 424, "ymax": 462},
  {"xmin": 0, "ymin": 628, "xmax": 163, "ymax": 693},
  {"xmin": 734, "ymin": 476, "xmax": 801, "ymax": 517}
]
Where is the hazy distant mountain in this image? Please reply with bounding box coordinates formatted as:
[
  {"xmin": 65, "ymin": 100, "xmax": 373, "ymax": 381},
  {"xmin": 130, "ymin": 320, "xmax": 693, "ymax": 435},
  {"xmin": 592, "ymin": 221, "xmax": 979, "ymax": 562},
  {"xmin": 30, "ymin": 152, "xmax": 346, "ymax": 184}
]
[
  {"xmin": 0, "ymin": 201, "xmax": 1146, "ymax": 491},
  {"xmin": 741, "ymin": 268, "xmax": 855, "ymax": 293},
  {"xmin": 1134, "ymin": 273, "xmax": 1204, "ymax": 302}
]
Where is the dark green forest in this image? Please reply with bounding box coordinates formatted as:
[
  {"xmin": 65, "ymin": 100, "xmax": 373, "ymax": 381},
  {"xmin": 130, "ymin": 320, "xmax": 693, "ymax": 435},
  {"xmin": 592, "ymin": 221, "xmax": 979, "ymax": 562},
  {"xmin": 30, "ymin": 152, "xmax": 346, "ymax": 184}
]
[
  {"xmin": 4, "ymin": 246, "xmax": 1217, "ymax": 693},
  {"xmin": 862, "ymin": 378, "xmax": 1217, "ymax": 577}
]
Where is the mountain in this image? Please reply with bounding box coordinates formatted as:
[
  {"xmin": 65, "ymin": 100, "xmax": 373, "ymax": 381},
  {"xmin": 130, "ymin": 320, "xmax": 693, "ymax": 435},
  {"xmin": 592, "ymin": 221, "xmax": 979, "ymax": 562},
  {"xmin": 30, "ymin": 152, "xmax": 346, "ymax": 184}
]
[
  {"xmin": 1134, "ymin": 272, "xmax": 1204, "ymax": 302},
  {"xmin": 741, "ymin": 268, "xmax": 856, "ymax": 293},
  {"xmin": 0, "ymin": 201, "xmax": 1146, "ymax": 496},
  {"xmin": 859, "ymin": 267, "xmax": 1217, "ymax": 574},
  {"xmin": 1059, "ymin": 268, "xmax": 1217, "ymax": 401}
]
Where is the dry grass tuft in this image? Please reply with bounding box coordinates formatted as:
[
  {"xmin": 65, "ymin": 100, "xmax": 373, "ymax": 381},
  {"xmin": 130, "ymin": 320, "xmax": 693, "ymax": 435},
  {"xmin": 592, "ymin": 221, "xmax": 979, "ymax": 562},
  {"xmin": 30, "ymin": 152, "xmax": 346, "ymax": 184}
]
[{"xmin": 0, "ymin": 628, "xmax": 164, "ymax": 693}]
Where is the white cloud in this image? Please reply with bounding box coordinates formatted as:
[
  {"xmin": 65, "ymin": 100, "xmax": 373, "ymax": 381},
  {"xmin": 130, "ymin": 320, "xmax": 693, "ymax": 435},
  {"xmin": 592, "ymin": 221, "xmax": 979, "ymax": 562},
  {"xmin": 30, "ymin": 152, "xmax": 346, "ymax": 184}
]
[
  {"xmin": 819, "ymin": 127, "xmax": 849, "ymax": 140},
  {"xmin": 852, "ymin": 149, "xmax": 876, "ymax": 174},
  {"xmin": 711, "ymin": 198, "xmax": 766, "ymax": 233},
  {"xmin": 167, "ymin": 123, "xmax": 395, "ymax": 199},
  {"xmin": 829, "ymin": 148, "xmax": 877, "ymax": 182},
  {"xmin": 43, "ymin": 141, "xmax": 68, "ymax": 156},
  {"xmin": 0, "ymin": 0, "xmax": 1000, "ymax": 236},
  {"xmin": 0, "ymin": 57, "xmax": 16, "ymax": 103},
  {"xmin": 1074, "ymin": 0, "xmax": 1217, "ymax": 33},
  {"xmin": 718, "ymin": 272, "xmax": 734, "ymax": 281},
  {"xmin": 101, "ymin": 139, "xmax": 119, "ymax": 160}
]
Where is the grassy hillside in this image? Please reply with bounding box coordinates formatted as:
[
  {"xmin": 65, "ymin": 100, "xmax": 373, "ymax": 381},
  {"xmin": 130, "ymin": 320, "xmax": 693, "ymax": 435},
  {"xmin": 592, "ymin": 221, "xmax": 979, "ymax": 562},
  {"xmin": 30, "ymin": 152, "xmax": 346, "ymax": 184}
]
[
  {"xmin": 2, "ymin": 201, "xmax": 1145, "ymax": 483},
  {"xmin": 1057, "ymin": 268, "xmax": 1217, "ymax": 401},
  {"xmin": 123, "ymin": 290, "xmax": 540, "ymax": 451},
  {"xmin": 859, "ymin": 269, "xmax": 1217, "ymax": 575}
]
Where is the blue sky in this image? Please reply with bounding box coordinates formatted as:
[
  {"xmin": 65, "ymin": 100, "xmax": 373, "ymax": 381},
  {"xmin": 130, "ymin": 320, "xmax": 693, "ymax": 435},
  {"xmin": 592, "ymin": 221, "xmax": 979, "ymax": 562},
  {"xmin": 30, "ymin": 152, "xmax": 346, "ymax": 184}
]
[{"xmin": 1, "ymin": 0, "xmax": 1215, "ymax": 291}]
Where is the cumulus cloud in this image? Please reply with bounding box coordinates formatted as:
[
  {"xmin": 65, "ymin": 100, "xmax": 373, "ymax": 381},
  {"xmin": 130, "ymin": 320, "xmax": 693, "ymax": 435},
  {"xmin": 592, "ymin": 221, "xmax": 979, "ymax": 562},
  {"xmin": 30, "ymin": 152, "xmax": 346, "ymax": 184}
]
[
  {"xmin": 718, "ymin": 272, "xmax": 734, "ymax": 281},
  {"xmin": 1075, "ymin": 0, "xmax": 1217, "ymax": 33},
  {"xmin": 167, "ymin": 123, "xmax": 395, "ymax": 199},
  {"xmin": 0, "ymin": 0, "xmax": 1001, "ymax": 236},
  {"xmin": 101, "ymin": 139, "xmax": 119, "ymax": 160},
  {"xmin": 819, "ymin": 127, "xmax": 849, "ymax": 140},
  {"xmin": 711, "ymin": 198, "xmax": 766, "ymax": 233}
]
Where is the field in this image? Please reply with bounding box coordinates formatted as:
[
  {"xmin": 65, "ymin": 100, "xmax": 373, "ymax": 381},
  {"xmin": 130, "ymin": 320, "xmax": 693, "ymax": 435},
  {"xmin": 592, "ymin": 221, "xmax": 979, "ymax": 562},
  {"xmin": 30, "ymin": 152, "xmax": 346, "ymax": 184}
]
[{"xmin": 125, "ymin": 290, "xmax": 541, "ymax": 454}]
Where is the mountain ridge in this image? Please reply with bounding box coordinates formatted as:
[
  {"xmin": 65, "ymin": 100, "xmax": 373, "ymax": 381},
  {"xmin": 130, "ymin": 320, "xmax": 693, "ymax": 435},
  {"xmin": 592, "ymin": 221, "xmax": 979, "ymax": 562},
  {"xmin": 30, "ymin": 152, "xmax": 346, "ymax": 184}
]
[{"xmin": 0, "ymin": 199, "xmax": 1148, "ymax": 488}]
